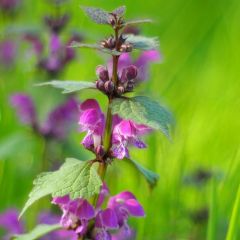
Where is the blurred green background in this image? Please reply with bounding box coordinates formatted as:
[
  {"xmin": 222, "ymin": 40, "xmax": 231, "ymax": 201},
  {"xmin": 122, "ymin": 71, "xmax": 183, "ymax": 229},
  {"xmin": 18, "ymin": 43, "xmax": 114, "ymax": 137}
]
[{"xmin": 1, "ymin": 0, "xmax": 240, "ymax": 239}]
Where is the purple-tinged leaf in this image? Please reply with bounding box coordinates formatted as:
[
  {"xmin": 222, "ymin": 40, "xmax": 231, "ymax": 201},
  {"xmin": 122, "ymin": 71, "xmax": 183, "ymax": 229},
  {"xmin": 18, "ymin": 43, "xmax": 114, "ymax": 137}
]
[{"xmin": 82, "ymin": 6, "xmax": 110, "ymax": 24}]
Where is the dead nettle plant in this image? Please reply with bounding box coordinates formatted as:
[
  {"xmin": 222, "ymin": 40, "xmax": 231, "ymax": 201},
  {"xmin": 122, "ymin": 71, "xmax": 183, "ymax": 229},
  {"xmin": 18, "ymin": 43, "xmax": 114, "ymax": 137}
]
[{"xmin": 16, "ymin": 5, "xmax": 173, "ymax": 240}]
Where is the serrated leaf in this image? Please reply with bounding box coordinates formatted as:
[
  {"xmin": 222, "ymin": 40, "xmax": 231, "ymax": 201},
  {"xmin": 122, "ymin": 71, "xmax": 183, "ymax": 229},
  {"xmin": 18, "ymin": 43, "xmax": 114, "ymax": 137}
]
[
  {"xmin": 122, "ymin": 19, "xmax": 153, "ymax": 27},
  {"xmin": 111, "ymin": 96, "xmax": 173, "ymax": 139},
  {"xmin": 36, "ymin": 80, "xmax": 96, "ymax": 94},
  {"xmin": 124, "ymin": 34, "xmax": 159, "ymax": 50},
  {"xmin": 82, "ymin": 6, "xmax": 110, "ymax": 24},
  {"xmin": 13, "ymin": 224, "xmax": 61, "ymax": 240},
  {"xmin": 112, "ymin": 6, "xmax": 126, "ymax": 16},
  {"xmin": 20, "ymin": 158, "xmax": 102, "ymax": 218},
  {"xmin": 69, "ymin": 42, "xmax": 121, "ymax": 56},
  {"xmin": 124, "ymin": 158, "xmax": 159, "ymax": 188}
]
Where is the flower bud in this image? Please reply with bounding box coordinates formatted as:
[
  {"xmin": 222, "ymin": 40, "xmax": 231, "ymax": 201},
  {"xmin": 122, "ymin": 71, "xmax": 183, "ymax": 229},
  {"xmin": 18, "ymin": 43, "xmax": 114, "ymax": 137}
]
[
  {"xmin": 120, "ymin": 43, "xmax": 133, "ymax": 52},
  {"xmin": 126, "ymin": 65, "xmax": 138, "ymax": 80},
  {"xmin": 104, "ymin": 80, "xmax": 114, "ymax": 93},
  {"xmin": 96, "ymin": 65, "xmax": 109, "ymax": 82},
  {"xmin": 95, "ymin": 145, "xmax": 105, "ymax": 157},
  {"xmin": 117, "ymin": 86, "xmax": 125, "ymax": 95},
  {"xmin": 96, "ymin": 80, "xmax": 105, "ymax": 91},
  {"xmin": 109, "ymin": 16, "xmax": 116, "ymax": 26},
  {"xmin": 126, "ymin": 83, "xmax": 134, "ymax": 92}
]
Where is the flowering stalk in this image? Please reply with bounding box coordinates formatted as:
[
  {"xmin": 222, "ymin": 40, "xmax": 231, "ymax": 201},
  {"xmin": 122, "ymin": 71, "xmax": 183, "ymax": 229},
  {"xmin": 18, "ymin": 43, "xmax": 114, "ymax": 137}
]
[{"xmin": 18, "ymin": 5, "xmax": 170, "ymax": 240}]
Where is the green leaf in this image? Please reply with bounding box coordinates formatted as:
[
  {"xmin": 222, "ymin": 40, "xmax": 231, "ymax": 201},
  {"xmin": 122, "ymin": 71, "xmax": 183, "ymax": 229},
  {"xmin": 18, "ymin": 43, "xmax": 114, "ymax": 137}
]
[
  {"xmin": 125, "ymin": 158, "xmax": 159, "ymax": 188},
  {"xmin": 111, "ymin": 96, "xmax": 173, "ymax": 139},
  {"xmin": 82, "ymin": 6, "xmax": 110, "ymax": 24},
  {"xmin": 124, "ymin": 34, "xmax": 159, "ymax": 50},
  {"xmin": 69, "ymin": 42, "xmax": 121, "ymax": 56},
  {"xmin": 122, "ymin": 19, "xmax": 153, "ymax": 27},
  {"xmin": 226, "ymin": 184, "xmax": 240, "ymax": 240},
  {"xmin": 20, "ymin": 158, "xmax": 102, "ymax": 218},
  {"xmin": 36, "ymin": 80, "xmax": 96, "ymax": 94},
  {"xmin": 13, "ymin": 224, "xmax": 61, "ymax": 240},
  {"xmin": 112, "ymin": 6, "xmax": 126, "ymax": 16}
]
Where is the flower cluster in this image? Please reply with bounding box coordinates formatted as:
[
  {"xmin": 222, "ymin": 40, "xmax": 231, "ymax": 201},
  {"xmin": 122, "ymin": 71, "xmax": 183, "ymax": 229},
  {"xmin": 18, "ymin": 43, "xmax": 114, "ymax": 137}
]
[
  {"xmin": 52, "ymin": 184, "xmax": 144, "ymax": 239},
  {"xmin": 96, "ymin": 50, "xmax": 160, "ymax": 96},
  {"xmin": 10, "ymin": 94, "xmax": 79, "ymax": 140},
  {"xmin": 79, "ymin": 99, "xmax": 151, "ymax": 159},
  {"xmin": 24, "ymin": 32, "xmax": 82, "ymax": 76}
]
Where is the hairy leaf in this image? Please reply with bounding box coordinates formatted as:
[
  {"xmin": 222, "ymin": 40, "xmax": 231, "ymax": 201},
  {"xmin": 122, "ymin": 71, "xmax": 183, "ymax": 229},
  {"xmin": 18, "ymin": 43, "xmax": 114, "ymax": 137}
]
[
  {"xmin": 36, "ymin": 80, "xmax": 96, "ymax": 94},
  {"xmin": 111, "ymin": 96, "xmax": 173, "ymax": 139},
  {"xmin": 82, "ymin": 6, "xmax": 110, "ymax": 24},
  {"xmin": 20, "ymin": 158, "xmax": 102, "ymax": 218},
  {"xmin": 122, "ymin": 19, "xmax": 153, "ymax": 27},
  {"xmin": 125, "ymin": 158, "xmax": 159, "ymax": 188},
  {"xmin": 69, "ymin": 42, "xmax": 121, "ymax": 56},
  {"xmin": 13, "ymin": 224, "xmax": 61, "ymax": 240},
  {"xmin": 112, "ymin": 6, "xmax": 126, "ymax": 16},
  {"xmin": 124, "ymin": 34, "xmax": 159, "ymax": 50}
]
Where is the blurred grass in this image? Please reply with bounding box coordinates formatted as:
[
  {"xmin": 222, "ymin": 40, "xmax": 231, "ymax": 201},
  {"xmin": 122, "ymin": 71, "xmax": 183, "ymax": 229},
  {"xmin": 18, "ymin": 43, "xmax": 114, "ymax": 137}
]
[{"xmin": 1, "ymin": 0, "xmax": 240, "ymax": 239}]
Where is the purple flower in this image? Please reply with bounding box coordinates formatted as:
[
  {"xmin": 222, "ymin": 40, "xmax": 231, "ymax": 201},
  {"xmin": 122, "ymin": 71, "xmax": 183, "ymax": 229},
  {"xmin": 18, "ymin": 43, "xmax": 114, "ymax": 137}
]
[
  {"xmin": 78, "ymin": 99, "xmax": 150, "ymax": 158},
  {"xmin": 10, "ymin": 94, "xmax": 36, "ymax": 125},
  {"xmin": 0, "ymin": 39, "xmax": 17, "ymax": 67},
  {"xmin": 108, "ymin": 191, "xmax": 145, "ymax": 228},
  {"xmin": 79, "ymin": 99, "xmax": 105, "ymax": 150},
  {"xmin": 25, "ymin": 33, "xmax": 81, "ymax": 76},
  {"xmin": 52, "ymin": 187, "xmax": 144, "ymax": 239},
  {"xmin": 38, "ymin": 212, "xmax": 77, "ymax": 240},
  {"xmin": 112, "ymin": 120, "xmax": 151, "ymax": 159},
  {"xmin": 41, "ymin": 97, "xmax": 79, "ymax": 140},
  {"xmin": 0, "ymin": 209, "xmax": 76, "ymax": 240},
  {"xmin": 52, "ymin": 196, "xmax": 95, "ymax": 236},
  {"xmin": 10, "ymin": 93, "xmax": 79, "ymax": 140},
  {"xmin": 0, "ymin": 209, "xmax": 24, "ymax": 239}
]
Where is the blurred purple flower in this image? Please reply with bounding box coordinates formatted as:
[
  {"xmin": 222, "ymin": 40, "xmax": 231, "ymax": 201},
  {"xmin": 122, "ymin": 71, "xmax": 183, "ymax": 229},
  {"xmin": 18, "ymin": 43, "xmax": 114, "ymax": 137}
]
[
  {"xmin": 24, "ymin": 33, "xmax": 82, "ymax": 76},
  {"xmin": 0, "ymin": 0, "xmax": 19, "ymax": 12},
  {"xmin": 41, "ymin": 97, "xmax": 79, "ymax": 139},
  {"xmin": 78, "ymin": 99, "xmax": 150, "ymax": 158},
  {"xmin": 10, "ymin": 94, "xmax": 37, "ymax": 126},
  {"xmin": 10, "ymin": 94, "xmax": 79, "ymax": 140},
  {"xmin": 0, "ymin": 39, "xmax": 17, "ymax": 67},
  {"xmin": 0, "ymin": 209, "xmax": 24, "ymax": 240},
  {"xmin": 108, "ymin": 50, "xmax": 161, "ymax": 83},
  {"xmin": 0, "ymin": 209, "xmax": 75, "ymax": 240},
  {"xmin": 44, "ymin": 14, "xmax": 70, "ymax": 33}
]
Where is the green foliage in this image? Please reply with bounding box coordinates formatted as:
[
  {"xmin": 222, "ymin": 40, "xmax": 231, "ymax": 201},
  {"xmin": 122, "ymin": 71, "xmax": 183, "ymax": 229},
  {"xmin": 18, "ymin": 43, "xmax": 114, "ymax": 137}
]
[
  {"xmin": 36, "ymin": 80, "xmax": 96, "ymax": 94},
  {"xmin": 69, "ymin": 42, "xmax": 121, "ymax": 56},
  {"xmin": 122, "ymin": 19, "xmax": 153, "ymax": 27},
  {"xmin": 20, "ymin": 158, "xmax": 102, "ymax": 218},
  {"xmin": 111, "ymin": 96, "xmax": 173, "ymax": 139},
  {"xmin": 13, "ymin": 224, "xmax": 61, "ymax": 240},
  {"xmin": 226, "ymin": 184, "xmax": 240, "ymax": 240},
  {"xmin": 124, "ymin": 34, "xmax": 159, "ymax": 50},
  {"xmin": 81, "ymin": 6, "xmax": 110, "ymax": 25},
  {"xmin": 125, "ymin": 158, "xmax": 159, "ymax": 188}
]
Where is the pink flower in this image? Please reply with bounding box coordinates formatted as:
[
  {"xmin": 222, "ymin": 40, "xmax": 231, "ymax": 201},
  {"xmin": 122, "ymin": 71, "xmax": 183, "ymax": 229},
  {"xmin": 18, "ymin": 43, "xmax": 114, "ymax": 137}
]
[{"xmin": 78, "ymin": 99, "xmax": 150, "ymax": 158}]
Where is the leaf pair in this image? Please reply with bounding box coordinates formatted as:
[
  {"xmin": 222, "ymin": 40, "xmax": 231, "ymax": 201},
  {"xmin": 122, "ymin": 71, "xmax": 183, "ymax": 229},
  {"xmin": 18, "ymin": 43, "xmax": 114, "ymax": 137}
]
[
  {"xmin": 82, "ymin": 6, "xmax": 126, "ymax": 25},
  {"xmin": 20, "ymin": 158, "xmax": 102, "ymax": 218}
]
